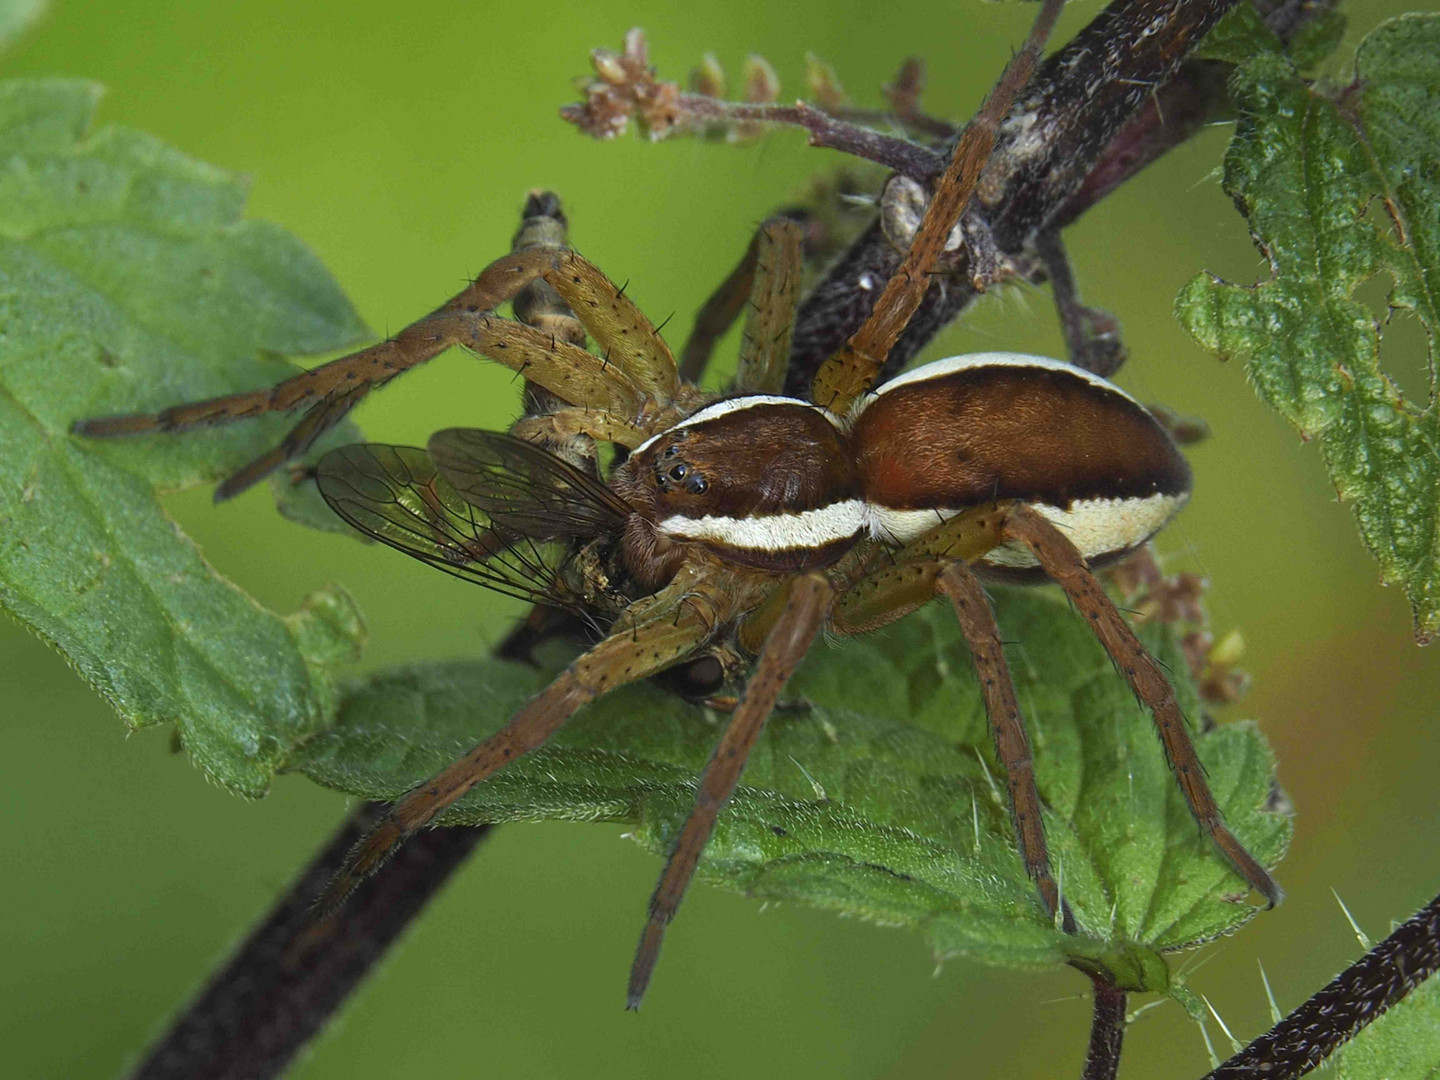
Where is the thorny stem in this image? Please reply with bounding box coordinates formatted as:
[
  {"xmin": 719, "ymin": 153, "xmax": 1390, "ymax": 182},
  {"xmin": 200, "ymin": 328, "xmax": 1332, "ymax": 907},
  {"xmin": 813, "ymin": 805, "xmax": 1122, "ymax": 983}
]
[
  {"xmin": 1082, "ymin": 976, "xmax": 1127, "ymax": 1080},
  {"xmin": 1203, "ymin": 888, "xmax": 1440, "ymax": 1079}
]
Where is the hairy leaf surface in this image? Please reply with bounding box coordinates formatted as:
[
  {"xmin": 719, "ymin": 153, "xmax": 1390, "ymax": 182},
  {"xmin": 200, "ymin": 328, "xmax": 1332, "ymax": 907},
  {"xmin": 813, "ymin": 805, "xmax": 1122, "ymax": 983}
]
[
  {"xmin": 293, "ymin": 591, "xmax": 1290, "ymax": 984},
  {"xmin": 1177, "ymin": 15, "xmax": 1440, "ymax": 643},
  {"xmin": 0, "ymin": 80, "xmax": 368, "ymax": 795}
]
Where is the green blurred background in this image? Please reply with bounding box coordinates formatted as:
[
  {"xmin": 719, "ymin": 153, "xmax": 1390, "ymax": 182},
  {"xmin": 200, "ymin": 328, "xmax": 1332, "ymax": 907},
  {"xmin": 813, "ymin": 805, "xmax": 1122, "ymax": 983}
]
[{"xmin": 2, "ymin": 0, "xmax": 1437, "ymax": 1076}]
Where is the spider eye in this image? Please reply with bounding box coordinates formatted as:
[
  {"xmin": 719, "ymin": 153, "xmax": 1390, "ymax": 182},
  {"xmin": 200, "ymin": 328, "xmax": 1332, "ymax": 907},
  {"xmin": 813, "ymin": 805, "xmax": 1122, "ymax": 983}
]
[
  {"xmin": 687, "ymin": 476, "xmax": 708, "ymax": 495},
  {"xmin": 663, "ymin": 445, "xmax": 680, "ymax": 457},
  {"xmin": 669, "ymin": 464, "xmax": 688, "ymax": 480}
]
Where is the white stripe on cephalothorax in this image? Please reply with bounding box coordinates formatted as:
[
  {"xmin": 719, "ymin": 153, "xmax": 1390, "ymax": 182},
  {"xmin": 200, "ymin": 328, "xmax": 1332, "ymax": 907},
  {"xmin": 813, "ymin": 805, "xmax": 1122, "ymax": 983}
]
[
  {"xmin": 865, "ymin": 491, "xmax": 1186, "ymax": 563},
  {"xmin": 658, "ymin": 499, "xmax": 866, "ymax": 552},
  {"xmin": 635, "ymin": 396, "xmax": 843, "ymax": 457},
  {"xmin": 850, "ymin": 352, "xmax": 1142, "ymax": 423}
]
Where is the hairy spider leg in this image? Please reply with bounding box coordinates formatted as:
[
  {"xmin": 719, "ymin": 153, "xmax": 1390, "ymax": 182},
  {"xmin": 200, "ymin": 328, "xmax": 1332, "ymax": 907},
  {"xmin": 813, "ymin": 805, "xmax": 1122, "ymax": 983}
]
[
  {"xmin": 73, "ymin": 248, "xmax": 557, "ymax": 493},
  {"xmin": 628, "ymin": 573, "xmax": 836, "ymax": 1009},
  {"xmin": 812, "ymin": 0, "xmax": 1067, "ymax": 415},
  {"xmin": 732, "ymin": 220, "xmax": 806, "ymax": 396},
  {"xmin": 679, "ymin": 216, "xmax": 805, "ymax": 391},
  {"xmin": 74, "ymin": 245, "xmax": 683, "ymax": 498},
  {"xmin": 318, "ymin": 568, "xmax": 747, "ymax": 915},
  {"xmin": 936, "ymin": 561, "xmax": 1074, "ymax": 930},
  {"xmin": 826, "ymin": 505, "xmax": 1073, "ymax": 924},
  {"xmin": 1002, "ymin": 504, "xmax": 1283, "ymax": 907}
]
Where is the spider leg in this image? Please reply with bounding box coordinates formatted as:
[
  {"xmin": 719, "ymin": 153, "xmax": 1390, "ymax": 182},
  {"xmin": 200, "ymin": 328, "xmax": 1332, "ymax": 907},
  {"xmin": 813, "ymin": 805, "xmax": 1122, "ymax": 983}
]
[
  {"xmin": 678, "ymin": 216, "xmax": 804, "ymax": 391},
  {"xmin": 1032, "ymin": 229, "xmax": 1127, "ymax": 378},
  {"xmin": 215, "ymin": 382, "xmax": 371, "ymax": 501},
  {"xmin": 1001, "ymin": 504, "xmax": 1283, "ymax": 908},
  {"xmin": 829, "ymin": 504, "xmax": 1012, "ymax": 636},
  {"xmin": 827, "ymin": 506, "xmax": 1073, "ymax": 925},
  {"xmin": 73, "ymin": 246, "xmax": 559, "ymax": 442},
  {"xmin": 540, "ymin": 251, "xmax": 679, "ymax": 403},
  {"xmin": 732, "ymin": 219, "xmax": 805, "ymax": 396},
  {"xmin": 74, "ymin": 244, "xmax": 570, "ymax": 498},
  {"xmin": 880, "ymin": 57, "xmax": 957, "ymax": 142},
  {"xmin": 812, "ymin": 0, "xmax": 1066, "ymax": 414},
  {"xmin": 628, "ymin": 573, "xmax": 835, "ymax": 1009},
  {"xmin": 508, "ymin": 404, "xmax": 649, "ymax": 456},
  {"xmin": 318, "ymin": 568, "xmax": 743, "ymax": 916},
  {"xmin": 936, "ymin": 561, "xmax": 1073, "ymax": 930},
  {"xmin": 76, "ymin": 208, "xmax": 676, "ymax": 497}
]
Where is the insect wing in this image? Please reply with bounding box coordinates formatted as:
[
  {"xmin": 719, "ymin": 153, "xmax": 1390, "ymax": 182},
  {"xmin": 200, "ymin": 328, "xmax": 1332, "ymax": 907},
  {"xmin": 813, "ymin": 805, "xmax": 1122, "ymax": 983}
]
[
  {"xmin": 427, "ymin": 428, "xmax": 632, "ymax": 541},
  {"xmin": 315, "ymin": 443, "xmax": 584, "ymax": 611}
]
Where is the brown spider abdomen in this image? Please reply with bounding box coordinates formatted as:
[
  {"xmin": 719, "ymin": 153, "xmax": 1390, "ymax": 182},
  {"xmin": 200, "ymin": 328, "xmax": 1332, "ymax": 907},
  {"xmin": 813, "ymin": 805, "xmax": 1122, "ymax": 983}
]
[{"xmin": 851, "ymin": 354, "xmax": 1192, "ymax": 573}]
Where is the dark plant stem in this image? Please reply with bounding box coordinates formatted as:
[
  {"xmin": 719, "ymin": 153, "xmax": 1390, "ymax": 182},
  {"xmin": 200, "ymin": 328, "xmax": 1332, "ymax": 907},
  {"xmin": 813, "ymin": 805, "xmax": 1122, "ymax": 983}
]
[
  {"xmin": 1083, "ymin": 977, "xmax": 1127, "ymax": 1080},
  {"xmin": 674, "ymin": 97, "xmax": 948, "ymax": 179},
  {"xmin": 1203, "ymin": 888, "xmax": 1440, "ymax": 1079},
  {"xmin": 127, "ymin": 805, "xmax": 491, "ymax": 1080}
]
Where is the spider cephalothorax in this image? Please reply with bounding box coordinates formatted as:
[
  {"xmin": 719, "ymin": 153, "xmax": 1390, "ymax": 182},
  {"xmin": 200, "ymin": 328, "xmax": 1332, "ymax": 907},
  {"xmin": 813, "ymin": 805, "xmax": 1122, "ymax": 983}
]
[{"xmin": 73, "ymin": 0, "xmax": 1279, "ymax": 1008}]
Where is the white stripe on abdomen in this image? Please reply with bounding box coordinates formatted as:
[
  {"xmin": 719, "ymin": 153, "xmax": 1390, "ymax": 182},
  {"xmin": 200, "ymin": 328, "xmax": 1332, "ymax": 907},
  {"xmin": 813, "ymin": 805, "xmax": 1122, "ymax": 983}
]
[{"xmin": 865, "ymin": 492, "xmax": 1186, "ymax": 564}]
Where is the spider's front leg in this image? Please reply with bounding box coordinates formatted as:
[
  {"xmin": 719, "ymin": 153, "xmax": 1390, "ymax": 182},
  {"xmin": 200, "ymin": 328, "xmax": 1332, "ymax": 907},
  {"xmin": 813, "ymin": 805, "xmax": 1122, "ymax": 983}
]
[
  {"xmin": 319, "ymin": 565, "xmax": 752, "ymax": 914},
  {"xmin": 679, "ymin": 215, "xmax": 805, "ymax": 392},
  {"xmin": 629, "ymin": 572, "xmax": 836, "ymax": 1008},
  {"xmin": 74, "ymin": 216, "xmax": 683, "ymax": 497},
  {"xmin": 73, "ymin": 245, "xmax": 563, "ymax": 497}
]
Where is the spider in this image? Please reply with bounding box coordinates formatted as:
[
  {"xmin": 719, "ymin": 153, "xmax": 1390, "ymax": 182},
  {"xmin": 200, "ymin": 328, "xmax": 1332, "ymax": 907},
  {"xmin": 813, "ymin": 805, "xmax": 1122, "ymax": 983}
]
[{"xmin": 74, "ymin": 0, "xmax": 1280, "ymax": 1007}]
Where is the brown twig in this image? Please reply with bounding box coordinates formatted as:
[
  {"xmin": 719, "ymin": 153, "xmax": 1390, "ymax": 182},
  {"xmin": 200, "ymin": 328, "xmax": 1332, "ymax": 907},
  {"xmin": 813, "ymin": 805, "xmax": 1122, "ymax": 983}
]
[
  {"xmin": 1082, "ymin": 976, "xmax": 1128, "ymax": 1080},
  {"xmin": 1203, "ymin": 888, "xmax": 1440, "ymax": 1079},
  {"xmin": 126, "ymin": 806, "xmax": 491, "ymax": 1080}
]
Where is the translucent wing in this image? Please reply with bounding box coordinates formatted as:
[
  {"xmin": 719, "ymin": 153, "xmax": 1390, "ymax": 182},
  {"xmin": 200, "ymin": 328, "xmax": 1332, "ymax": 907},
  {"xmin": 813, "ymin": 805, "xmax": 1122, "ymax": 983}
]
[
  {"xmin": 427, "ymin": 428, "xmax": 633, "ymax": 540},
  {"xmin": 315, "ymin": 443, "xmax": 609, "ymax": 612}
]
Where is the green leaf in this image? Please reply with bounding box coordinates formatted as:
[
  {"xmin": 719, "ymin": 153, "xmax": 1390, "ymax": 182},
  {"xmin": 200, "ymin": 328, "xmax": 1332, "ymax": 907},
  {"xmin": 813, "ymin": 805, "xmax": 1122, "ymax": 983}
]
[
  {"xmin": 1193, "ymin": 4, "xmax": 1284, "ymax": 66},
  {"xmin": 0, "ymin": 79, "xmax": 370, "ymax": 796},
  {"xmin": 1176, "ymin": 16, "xmax": 1440, "ymax": 645},
  {"xmin": 1336, "ymin": 969, "xmax": 1440, "ymax": 1079},
  {"xmin": 1194, "ymin": 2, "xmax": 1346, "ymax": 69},
  {"xmin": 292, "ymin": 589, "xmax": 1290, "ymax": 983}
]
